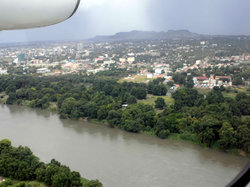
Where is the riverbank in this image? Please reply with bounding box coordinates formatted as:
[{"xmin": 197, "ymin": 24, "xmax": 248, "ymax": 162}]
[
  {"xmin": 0, "ymin": 93, "xmax": 249, "ymax": 158},
  {"xmin": 168, "ymin": 133, "xmax": 248, "ymax": 157},
  {"xmin": 1, "ymin": 73, "xmax": 250, "ymax": 159},
  {"xmin": 0, "ymin": 139, "xmax": 103, "ymax": 187},
  {"xmin": 87, "ymin": 113, "xmax": 249, "ymax": 158},
  {"xmin": 0, "ymin": 87, "xmax": 250, "ymax": 158},
  {"xmin": 0, "ymin": 104, "xmax": 249, "ymax": 187},
  {"xmin": 0, "ymin": 177, "xmax": 100, "ymax": 187},
  {"xmin": 0, "ymin": 178, "xmax": 46, "ymax": 187}
]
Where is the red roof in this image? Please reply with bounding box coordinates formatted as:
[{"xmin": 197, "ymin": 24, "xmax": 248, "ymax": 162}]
[
  {"xmin": 196, "ymin": 76, "xmax": 208, "ymax": 80},
  {"xmin": 215, "ymin": 76, "xmax": 231, "ymax": 79},
  {"xmin": 155, "ymin": 75, "xmax": 165, "ymax": 78}
]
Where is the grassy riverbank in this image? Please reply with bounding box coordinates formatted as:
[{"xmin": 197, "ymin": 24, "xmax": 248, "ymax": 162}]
[
  {"xmin": 89, "ymin": 117, "xmax": 249, "ymax": 157},
  {"xmin": 0, "ymin": 178, "xmax": 101, "ymax": 187},
  {"xmin": 0, "ymin": 97, "xmax": 249, "ymax": 158},
  {"xmin": 0, "ymin": 178, "xmax": 46, "ymax": 187},
  {"xmin": 0, "ymin": 75, "xmax": 249, "ymax": 159},
  {"xmin": 168, "ymin": 133, "xmax": 249, "ymax": 157}
]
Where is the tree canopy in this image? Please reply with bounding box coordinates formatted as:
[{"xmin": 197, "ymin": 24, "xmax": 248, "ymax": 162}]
[
  {"xmin": 0, "ymin": 139, "xmax": 102, "ymax": 187},
  {"xmin": 0, "ymin": 74, "xmax": 249, "ymax": 154}
]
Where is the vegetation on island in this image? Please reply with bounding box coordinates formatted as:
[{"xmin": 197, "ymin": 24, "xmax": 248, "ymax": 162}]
[
  {"xmin": 0, "ymin": 139, "xmax": 102, "ymax": 187},
  {"xmin": 0, "ymin": 74, "xmax": 249, "ymax": 155}
]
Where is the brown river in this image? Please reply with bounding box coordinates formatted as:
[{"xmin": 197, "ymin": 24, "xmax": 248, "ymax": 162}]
[{"xmin": 0, "ymin": 104, "xmax": 249, "ymax": 187}]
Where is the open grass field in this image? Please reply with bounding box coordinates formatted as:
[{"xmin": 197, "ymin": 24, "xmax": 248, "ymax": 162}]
[
  {"xmin": 0, "ymin": 179, "xmax": 46, "ymax": 187},
  {"xmin": 196, "ymin": 86, "xmax": 250, "ymax": 99},
  {"xmin": 119, "ymin": 75, "xmax": 150, "ymax": 83},
  {"xmin": 138, "ymin": 94, "xmax": 174, "ymax": 107},
  {"xmin": 195, "ymin": 88, "xmax": 211, "ymax": 95},
  {"xmin": 223, "ymin": 92, "xmax": 238, "ymax": 99},
  {"xmin": 223, "ymin": 87, "xmax": 250, "ymax": 98}
]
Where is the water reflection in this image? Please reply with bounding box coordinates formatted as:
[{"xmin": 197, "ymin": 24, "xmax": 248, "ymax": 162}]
[
  {"xmin": 1, "ymin": 104, "xmax": 249, "ymax": 187},
  {"xmin": 60, "ymin": 118, "xmax": 121, "ymax": 141},
  {"xmin": 58, "ymin": 108, "xmax": 249, "ymax": 170},
  {"xmin": 4, "ymin": 104, "xmax": 249, "ymax": 167},
  {"xmin": 5, "ymin": 104, "xmax": 53, "ymax": 118}
]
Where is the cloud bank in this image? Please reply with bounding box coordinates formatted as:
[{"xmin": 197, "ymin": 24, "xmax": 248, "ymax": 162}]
[{"xmin": 0, "ymin": 0, "xmax": 250, "ymax": 43}]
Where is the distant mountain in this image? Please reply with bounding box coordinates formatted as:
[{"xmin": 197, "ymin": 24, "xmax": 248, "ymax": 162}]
[{"xmin": 91, "ymin": 30, "xmax": 202, "ymax": 42}]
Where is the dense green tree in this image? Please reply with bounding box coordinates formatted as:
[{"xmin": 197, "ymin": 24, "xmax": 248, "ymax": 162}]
[
  {"xmin": 155, "ymin": 117, "xmax": 169, "ymax": 139},
  {"xmin": 232, "ymin": 75, "xmax": 243, "ymax": 85},
  {"xmin": 237, "ymin": 118, "xmax": 250, "ymax": 153},
  {"xmin": 155, "ymin": 97, "xmax": 166, "ymax": 109},
  {"xmin": 218, "ymin": 122, "xmax": 237, "ymax": 149},
  {"xmin": 185, "ymin": 76, "xmax": 194, "ymax": 88},
  {"xmin": 200, "ymin": 127, "xmax": 215, "ymax": 147},
  {"xmin": 147, "ymin": 82, "xmax": 154, "ymax": 94},
  {"xmin": 107, "ymin": 110, "xmax": 122, "ymax": 127},
  {"xmin": 197, "ymin": 116, "xmax": 221, "ymax": 146},
  {"xmin": 237, "ymin": 99, "xmax": 250, "ymax": 115},
  {"xmin": 97, "ymin": 106, "xmax": 109, "ymax": 120},
  {"xmin": 235, "ymin": 92, "xmax": 247, "ymax": 102},
  {"xmin": 0, "ymin": 139, "xmax": 86, "ymax": 186},
  {"xmin": 153, "ymin": 78, "xmax": 165, "ymax": 85},
  {"xmin": 85, "ymin": 179, "xmax": 103, "ymax": 187},
  {"xmin": 206, "ymin": 87, "xmax": 224, "ymax": 104},
  {"xmin": 0, "ymin": 73, "xmax": 249, "ymax": 154},
  {"xmin": 172, "ymin": 88, "xmax": 202, "ymax": 110},
  {"xmin": 60, "ymin": 97, "xmax": 78, "ymax": 119},
  {"xmin": 131, "ymin": 87, "xmax": 147, "ymax": 100},
  {"xmin": 152, "ymin": 84, "xmax": 167, "ymax": 96},
  {"xmin": 123, "ymin": 119, "xmax": 140, "ymax": 133},
  {"xmin": 6, "ymin": 92, "xmax": 16, "ymax": 104},
  {"xmin": 172, "ymin": 72, "xmax": 186, "ymax": 85},
  {"xmin": 0, "ymin": 139, "xmax": 11, "ymax": 153},
  {"xmin": 127, "ymin": 95, "xmax": 137, "ymax": 104},
  {"xmin": 167, "ymin": 81, "xmax": 174, "ymax": 87}
]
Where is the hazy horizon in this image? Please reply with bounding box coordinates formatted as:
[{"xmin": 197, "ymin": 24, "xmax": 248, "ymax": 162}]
[
  {"xmin": 1, "ymin": 29, "xmax": 250, "ymax": 45},
  {"xmin": 1, "ymin": 0, "xmax": 250, "ymax": 43}
]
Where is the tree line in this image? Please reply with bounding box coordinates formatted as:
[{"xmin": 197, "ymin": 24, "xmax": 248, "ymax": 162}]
[
  {"xmin": 0, "ymin": 74, "xmax": 249, "ymax": 154},
  {"xmin": 0, "ymin": 139, "xmax": 102, "ymax": 187}
]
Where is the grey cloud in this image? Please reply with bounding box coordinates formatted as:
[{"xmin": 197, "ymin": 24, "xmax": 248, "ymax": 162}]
[{"xmin": 0, "ymin": 0, "xmax": 250, "ymax": 43}]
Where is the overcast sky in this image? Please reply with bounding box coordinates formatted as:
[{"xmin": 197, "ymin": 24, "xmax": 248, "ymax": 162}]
[{"xmin": 1, "ymin": 0, "xmax": 250, "ymax": 43}]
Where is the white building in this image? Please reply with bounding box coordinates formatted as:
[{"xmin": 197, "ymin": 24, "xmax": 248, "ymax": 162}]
[
  {"xmin": 127, "ymin": 57, "xmax": 135, "ymax": 64},
  {"xmin": 0, "ymin": 69, "xmax": 7, "ymax": 74},
  {"xmin": 37, "ymin": 68, "xmax": 50, "ymax": 74},
  {"xmin": 147, "ymin": 73, "xmax": 153, "ymax": 79},
  {"xmin": 196, "ymin": 60, "xmax": 202, "ymax": 65},
  {"xmin": 103, "ymin": 60, "xmax": 115, "ymax": 65},
  {"xmin": 119, "ymin": 58, "xmax": 126, "ymax": 63},
  {"xmin": 200, "ymin": 41, "xmax": 206, "ymax": 45},
  {"xmin": 155, "ymin": 68, "xmax": 163, "ymax": 75}
]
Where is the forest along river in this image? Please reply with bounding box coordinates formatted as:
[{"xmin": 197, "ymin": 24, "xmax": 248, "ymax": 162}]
[{"xmin": 0, "ymin": 104, "xmax": 249, "ymax": 187}]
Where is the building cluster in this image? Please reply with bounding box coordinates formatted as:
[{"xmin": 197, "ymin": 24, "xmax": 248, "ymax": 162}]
[
  {"xmin": 0, "ymin": 37, "xmax": 249, "ymax": 88},
  {"xmin": 193, "ymin": 75, "xmax": 232, "ymax": 88}
]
